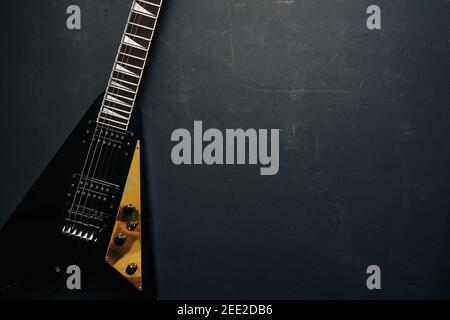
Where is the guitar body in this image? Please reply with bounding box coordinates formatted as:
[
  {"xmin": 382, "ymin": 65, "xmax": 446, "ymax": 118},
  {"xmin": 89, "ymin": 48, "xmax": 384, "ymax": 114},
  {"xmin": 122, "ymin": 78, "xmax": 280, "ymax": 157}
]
[
  {"xmin": 0, "ymin": 0, "xmax": 164, "ymax": 300},
  {"xmin": 0, "ymin": 94, "xmax": 156, "ymax": 300}
]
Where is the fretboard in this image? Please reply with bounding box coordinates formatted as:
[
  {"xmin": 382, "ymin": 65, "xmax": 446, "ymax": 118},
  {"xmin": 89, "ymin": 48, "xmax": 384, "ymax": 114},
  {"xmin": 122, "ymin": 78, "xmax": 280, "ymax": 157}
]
[{"xmin": 97, "ymin": 0, "xmax": 163, "ymax": 131}]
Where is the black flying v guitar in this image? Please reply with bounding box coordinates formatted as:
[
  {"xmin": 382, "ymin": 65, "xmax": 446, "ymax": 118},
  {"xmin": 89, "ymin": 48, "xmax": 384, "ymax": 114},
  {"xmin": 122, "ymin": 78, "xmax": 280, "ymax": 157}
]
[{"xmin": 0, "ymin": 0, "xmax": 163, "ymax": 299}]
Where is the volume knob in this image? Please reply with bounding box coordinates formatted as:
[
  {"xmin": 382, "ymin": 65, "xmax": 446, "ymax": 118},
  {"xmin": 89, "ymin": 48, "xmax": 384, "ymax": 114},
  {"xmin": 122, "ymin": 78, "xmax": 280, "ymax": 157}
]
[
  {"xmin": 122, "ymin": 204, "xmax": 135, "ymax": 215},
  {"xmin": 114, "ymin": 233, "xmax": 126, "ymax": 246},
  {"xmin": 126, "ymin": 263, "xmax": 138, "ymax": 275}
]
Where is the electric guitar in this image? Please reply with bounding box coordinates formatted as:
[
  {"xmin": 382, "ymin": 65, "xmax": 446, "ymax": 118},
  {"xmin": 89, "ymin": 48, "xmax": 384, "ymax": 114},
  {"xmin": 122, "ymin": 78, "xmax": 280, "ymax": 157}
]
[{"xmin": 0, "ymin": 0, "xmax": 163, "ymax": 299}]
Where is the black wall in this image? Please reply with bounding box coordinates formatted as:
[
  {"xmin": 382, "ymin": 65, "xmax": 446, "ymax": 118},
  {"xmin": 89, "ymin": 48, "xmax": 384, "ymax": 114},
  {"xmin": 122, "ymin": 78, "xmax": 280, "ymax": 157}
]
[{"xmin": 0, "ymin": 0, "xmax": 449, "ymax": 299}]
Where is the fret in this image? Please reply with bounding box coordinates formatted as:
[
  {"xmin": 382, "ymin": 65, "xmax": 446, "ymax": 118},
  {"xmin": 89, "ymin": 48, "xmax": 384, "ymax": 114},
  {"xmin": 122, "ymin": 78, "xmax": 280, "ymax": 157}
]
[
  {"xmin": 119, "ymin": 44, "xmax": 147, "ymax": 59},
  {"xmin": 116, "ymin": 56, "xmax": 144, "ymax": 70},
  {"xmin": 122, "ymin": 36, "xmax": 148, "ymax": 51},
  {"xmin": 97, "ymin": 116, "xmax": 129, "ymax": 129},
  {"xmin": 98, "ymin": 112, "xmax": 129, "ymax": 124},
  {"xmin": 111, "ymin": 75, "xmax": 140, "ymax": 89},
  {"xmin": 128, "ymin": 21, "xmax": 154, "ymax": 32},
  {"xmin": 98, "ymin": 116, "xmax": 128, "ymax": 127},
  {"xmin": 106, "ymin": 91, "xmax": 135, "ymax": 104},
  {"xmin": 115, "ymin": 61, "xmax": 143, "ymax": 74},
  {"xmin": 139, "ymin": 0, "xmax": 163, "ymax": 7},
  {"xmin": 96, "ymin": 121, "xmax": 127, "ymax": 132},
  {"xmin": 110, "ymin": 78, "xmax": 138, "ymax": 92},
  {"xmin": 117, "ymin": 53, "xmax": 145, "ymax": 68},
  {"xmin": 109, "ymin": 83, "xmax": 136, "ymax": 94},
  {"xmin": 116, "ymin": 60, "xmax": 144, "ymax": 72},
  {"xmin": 125, "ymin": 31, "xmax": 152, "ymax": 42},
  {"xmin": 104, "ymin": 100, "xmax": 133, "ymax": 113},
  {"xmin": 116, "ymin": 57, "xmax": 144, "ymax": 72},
  {"xmin": 105, "ymin": 94, "xmax": 133, "ymax": 108},
  {"xmin": 100, "ymin": 110, "xmax": 129, "ymax": 122},
  {"xmin": 124, "ymin": 33, "xmax": 151, "ymax": 49},
  {"xmin": 129, "ymin": 12, "xmax": 156, "ymax": 30},
  {"xmin": 107, "ymin": 86, "xmax": 136, "ymax": 99},
  {"xmin": 135, "ymin": 1, "xmax": 160, "ymax": 16},
  {"xmin": 114, "ymin": 64, "xmax": 142, "ymax": 78},
  {"xmin": 106, "ymin": 93, "xmax": 134, "ymax": 107},
  {"xmin": 132, "ymin": 8, "xmax": 156, "ymax": 19},
  {"xmin": 127, "ymin": 22, "xmax": 155, "ymax": 34},
  {"xmin": 119, "ymin": 51, "xmax": 145, "ymax": 61},
  {"xmin": 101, "ymin": 106, "xmax": 131, "ymax": 119},
  {"xmin": 132, "ymin": 1, "xmax": 158, "ymax": 18},
  {"xmin": 126, "ymin": 23, "xmax": 154, "ymax": 40},
  {"xmin": 101, "ymin": 104, "xmax": 132, "ymax": 116}
]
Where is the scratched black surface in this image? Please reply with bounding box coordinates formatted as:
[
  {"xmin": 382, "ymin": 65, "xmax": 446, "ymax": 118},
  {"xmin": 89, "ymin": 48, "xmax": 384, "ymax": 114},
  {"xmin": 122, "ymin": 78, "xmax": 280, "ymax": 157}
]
[{"xmin": 0, "ymin": 0, "xmax": 449, "ymax": 299}]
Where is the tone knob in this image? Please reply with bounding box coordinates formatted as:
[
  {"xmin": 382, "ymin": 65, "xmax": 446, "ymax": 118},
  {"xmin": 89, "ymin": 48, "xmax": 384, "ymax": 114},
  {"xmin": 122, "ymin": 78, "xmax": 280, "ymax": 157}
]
[
  {"xmin": 126, "ymin": 263, "xmax": 138, "ymax": 275},
  {"xmin": 114, "ymin": 233, "xmax": 126, "ymax": 246},
  {"xmin": 122, "ymin": 204, "xmax": 135, "ymax": 215}
]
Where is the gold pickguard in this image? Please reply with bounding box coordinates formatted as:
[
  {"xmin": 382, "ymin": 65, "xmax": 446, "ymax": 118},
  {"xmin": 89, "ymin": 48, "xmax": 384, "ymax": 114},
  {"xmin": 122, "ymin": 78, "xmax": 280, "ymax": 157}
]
[{"xmin": 105, "ymin": 140, "xmax": 142, "ymax": 291}]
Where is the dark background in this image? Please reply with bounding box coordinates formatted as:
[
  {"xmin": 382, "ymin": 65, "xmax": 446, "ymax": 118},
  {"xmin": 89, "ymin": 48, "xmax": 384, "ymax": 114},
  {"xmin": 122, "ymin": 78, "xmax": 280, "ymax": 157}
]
[{"xmin": 1, "ymin": 0, "xmax": 449, "ymax": 299}]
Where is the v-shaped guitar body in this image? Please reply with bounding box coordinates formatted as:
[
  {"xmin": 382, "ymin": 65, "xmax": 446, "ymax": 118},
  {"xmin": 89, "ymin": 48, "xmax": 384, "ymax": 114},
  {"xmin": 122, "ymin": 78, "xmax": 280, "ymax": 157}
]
[
  {"xmin": 0, "ymin": 0, "xmax": 164, "ymax": 300},
  {"xmin": 0, "ymin": 94, "xmax": 156, "ymax": 300}
]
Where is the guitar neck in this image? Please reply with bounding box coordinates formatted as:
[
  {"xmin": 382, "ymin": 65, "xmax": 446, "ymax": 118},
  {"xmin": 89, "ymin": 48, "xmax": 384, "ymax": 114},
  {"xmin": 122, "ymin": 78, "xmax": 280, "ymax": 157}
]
[{"xmin": 97, "ymin": 0, "xmax": 163, "ymax": 131}]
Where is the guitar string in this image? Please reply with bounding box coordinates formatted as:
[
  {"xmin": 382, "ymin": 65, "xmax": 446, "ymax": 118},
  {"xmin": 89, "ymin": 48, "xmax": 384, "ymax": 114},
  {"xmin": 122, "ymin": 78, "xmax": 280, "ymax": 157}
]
[
  {"xmin": 95, "ymin": 137, "xmax": 121, "ymax": 219},
  {"xmin": 73, "ymin": 0, "xmax": 161, "ymax": 238},
  {"xmin": 94, "ymin": 0, "xmax": 163, "ymax": 219},
  {"xmin": 67, "ymin": 0, "xmax": 151, "ymax": 237},
  {"xmin": 93, "ymin": 2, "xmax": 162, "ymax": 232},
  {"xmin": 82, "ymin": 2, "xmax": 157, "ymax": 235},
  {"xmin": 72, "ymin": 0, "xmax": 145, "ymax": 236},
  {"xmin": 67, "ymin": 0, "xmax": 139, "ymax": 231}
]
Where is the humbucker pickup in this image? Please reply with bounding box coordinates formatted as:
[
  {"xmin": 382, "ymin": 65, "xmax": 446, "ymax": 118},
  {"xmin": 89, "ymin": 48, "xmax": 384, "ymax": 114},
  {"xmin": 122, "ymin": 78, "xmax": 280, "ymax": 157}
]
[
  {"xmin": 83, "ymin": 120, "xmax": 134, "ymax": 156},
  {"xmin": 61, "ymin": 174, "xmax": 120, "ymax": 242}
]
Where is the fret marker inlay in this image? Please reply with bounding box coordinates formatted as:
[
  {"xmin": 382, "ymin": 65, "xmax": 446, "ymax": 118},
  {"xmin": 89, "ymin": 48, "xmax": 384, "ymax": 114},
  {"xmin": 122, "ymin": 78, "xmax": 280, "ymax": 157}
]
[
  {"xmin": 106, "ymin": 94, "xmax": 131, "ymax": 106},
  {"xmin": 102, "ymin": 107, "xmax": 129, "ymax": 120},
  {"xmin": 133, "ymin": 2, "xmax": 156, "ymax": 17},
  {"xmin": 123, "ymin": 35, "xmax": 146, "ymax": 50},
  {"xmin": 110, "ymin": 80, "xmax": 134, "ymax": 92},
  {"xmin": 115, "ymin": 63, "xmax": 139, "ymax": 77}
]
